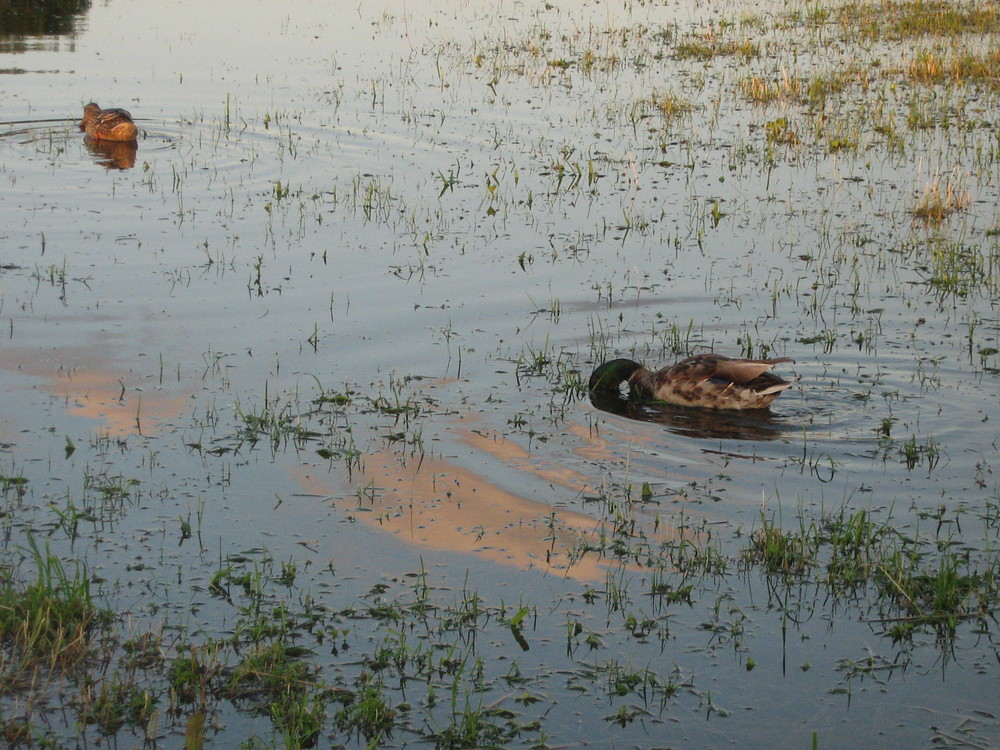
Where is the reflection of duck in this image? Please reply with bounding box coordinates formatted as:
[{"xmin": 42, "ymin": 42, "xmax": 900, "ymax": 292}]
[
  {"xmin": 589, "ymin": 386, "xmax": 788, "ymax": 441},
  {"xmin": 589, "ymin": 354, "xmax": 795, "ymax": 410},
  {"xmin": 79, "ymin": 102, "xmax": 138, "ymax": 142},
  {"xmin": 83, "ymin": 137, "xmax": 137, "ymax": 170}
]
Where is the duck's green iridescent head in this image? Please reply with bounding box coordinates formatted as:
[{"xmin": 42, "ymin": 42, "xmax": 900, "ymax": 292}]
[{"xmin": 588, "ymin": 358, "xmax": 642, "ymax": 392}]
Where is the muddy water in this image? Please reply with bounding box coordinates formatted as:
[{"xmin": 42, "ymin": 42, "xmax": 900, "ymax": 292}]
[{"xmin": 1, "ymin": 0, "xmax": 998, "ymax": 747}]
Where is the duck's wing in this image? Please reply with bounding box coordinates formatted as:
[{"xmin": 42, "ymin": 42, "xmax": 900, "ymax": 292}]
[
  {"xmin": 96, "ymin": 108, "xmax": 134, "ymax": 124},
  {"xmin": 708, "ymin": 356, "xmax": 793, "ymax": 384}
]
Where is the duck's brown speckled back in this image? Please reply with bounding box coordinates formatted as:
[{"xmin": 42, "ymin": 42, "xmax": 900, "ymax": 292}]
[{"xmin": 80, "ymin": 102, "xmax": 138, "ymax": 142}]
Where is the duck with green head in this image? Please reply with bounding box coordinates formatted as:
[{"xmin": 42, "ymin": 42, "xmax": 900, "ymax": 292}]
[{"xmin": 589, "ymin": 354, "xmax": 795, "ymax": 410}]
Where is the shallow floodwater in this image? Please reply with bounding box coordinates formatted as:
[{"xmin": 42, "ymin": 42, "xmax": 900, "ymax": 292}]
[{"xmin": 1, "ymin": 0, "xmax": 998, "ymax": 748}]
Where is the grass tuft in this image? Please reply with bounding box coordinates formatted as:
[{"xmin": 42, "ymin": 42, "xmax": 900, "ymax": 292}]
[
  {"xmin": 911, "ymin": 169, "xmax": 971, "ymax": 225},
  {"xmin": 0, "ymin": 535, "xmax": 110, "ymax": 669}
]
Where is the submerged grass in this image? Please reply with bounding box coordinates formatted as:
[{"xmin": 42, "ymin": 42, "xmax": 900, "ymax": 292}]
[
  {"xmin": 911, "ymin": 169, "xmax": 971, "ymax": 226},
  {"xmin": 906, "ymin": 48, "xmax": 1000, "ymax": 88},
  {"xmin": 674, "ymin": 36, "xmax": 759, "ymax": 61},
  {"xmin": 1, "ymin": 472, "xmax": 998, "ymax": 748},
  {"xmin": 0, "ymin": 535, "xmax": 110, "ymax": 670},
  {"xmin": 834, "ymin": 0, "xmax": 1000, "ymax": 41},
  {"xmin": 744, "ymin": 517, "xmax": 818, "ymax": 575},
  {"xmin": 875, "ymin": 546, "xmax": 993, "ymax": 639},
  {"xmin": 741, "ymin": 505, "xmax": 999, "ymax": 641}
]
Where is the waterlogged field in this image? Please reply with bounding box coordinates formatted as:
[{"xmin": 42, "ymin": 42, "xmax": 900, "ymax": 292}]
[{"xmin": 1, "ymin": 0, "xmax": 998, "ymax": 747}]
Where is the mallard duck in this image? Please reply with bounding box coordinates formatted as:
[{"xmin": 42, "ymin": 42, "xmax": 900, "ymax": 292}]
[
  {"xmin": 589, "ymin": 354, "xmax": 795, "ymax": 410},
  {"xmin": 79, "ymin": 102, "xmax": 138, "ymax": 142}
]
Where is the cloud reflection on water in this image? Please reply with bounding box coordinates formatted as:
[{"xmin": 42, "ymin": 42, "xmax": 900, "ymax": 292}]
[{"xmin": 293, "ymin": 412, "xmax": 692, "ymax": 583}]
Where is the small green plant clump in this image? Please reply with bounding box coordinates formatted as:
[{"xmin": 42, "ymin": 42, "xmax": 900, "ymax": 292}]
[{"xmin": 0, "ymin": 536, "xmax": 111, "ymax": 669}]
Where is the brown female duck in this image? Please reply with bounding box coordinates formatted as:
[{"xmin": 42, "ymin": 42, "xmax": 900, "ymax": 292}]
[
  {"xmin": 589, "ymin": 354, "xmax": 795, "ymax": 410},
  {"xmin": 79, "ymin": 102, "xmax": 138, "ymax": 142}
]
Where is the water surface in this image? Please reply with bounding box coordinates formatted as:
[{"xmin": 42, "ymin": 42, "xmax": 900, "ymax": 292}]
[{"xmin": 1, "ymin": 0, "xmax": 998, "ymax": 747}]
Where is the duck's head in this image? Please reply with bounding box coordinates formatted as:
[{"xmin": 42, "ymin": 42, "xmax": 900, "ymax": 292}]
[
  {"xmin": 81, "ymin": 102, "xmax": 101, "ymax": 128},
  {"xmin": 588, "ymin": 358, "xmax": 643, "ymax": 393}
]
